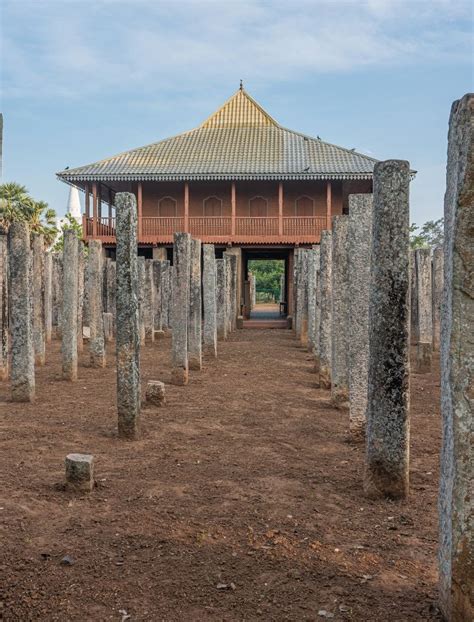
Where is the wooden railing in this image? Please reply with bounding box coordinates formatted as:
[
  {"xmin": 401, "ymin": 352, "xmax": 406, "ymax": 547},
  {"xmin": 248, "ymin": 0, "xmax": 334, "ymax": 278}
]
[{"xmin": 83, "ymin": 215, "xmax": 329, "ymax": 243}]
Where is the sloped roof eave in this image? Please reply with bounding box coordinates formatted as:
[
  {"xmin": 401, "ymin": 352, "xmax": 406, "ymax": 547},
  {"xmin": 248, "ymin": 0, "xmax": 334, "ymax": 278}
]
[{"xmin": 57, "ymin": 171, "xmax": 374, "ymax": 183}]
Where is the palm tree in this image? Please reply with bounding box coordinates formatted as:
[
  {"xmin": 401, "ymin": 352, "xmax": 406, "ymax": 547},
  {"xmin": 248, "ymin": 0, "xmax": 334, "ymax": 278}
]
[
  {"xmin": 27, "ymin": 200, "xmax": 58, "ymax": 246},
  {"xmin": 0, "ymin": 182, "xmax": 32, "ymax": 228}
]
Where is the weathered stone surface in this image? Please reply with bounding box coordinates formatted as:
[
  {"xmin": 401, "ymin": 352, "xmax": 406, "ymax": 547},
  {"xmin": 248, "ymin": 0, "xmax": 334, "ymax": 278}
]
[
  {"xmin": 202, "ymin": 244, "xmax": 217, "ymax": 358},
  {"xmin": 414, "ymin": 248, "xmax": 433, "ymax": 343},
  {"xmin": 317, "ymin": 230, "xmax": 332, "ymax": 388},
  {"xmin": 159, "ymin": 260, "xmax": 171, "ymax": 330},
  {"xmin": 145, "ymin": 380, "xmax": 166, "ymax": 406},
  {"xmin": 224, "ymin": 248, "xmax": 240, "ymax": 330},
  {"xmin": 65, "ymin": 453, "xmax": 94, "ymax": 492},
  {"xmin": 115, "ymin": 192, "xmax": 140, "ymax": 439},
  {"xmin": 438, "ymin": 93, "xmax": 474, "ymax": 622},
  {"xmin": 52, "ymin": 254, "xmax": 62, "ymax": 338},
  {"xmin": 364, "ymin": 160, "xmax": 410, "ymax": 500},
  {"xmin": 307, "ymin": 249, "xmax": 317, "ymax": 353},
  {"xmin": 77, "ymin": 241, "xmax": 84, "ymax": 352},
  {"xmin": 61, "ymin": 230, "xmax": 78, "ymax": 381},
  {"xmin": 216, "ymin": 258, "xmax": 227, "ymax": 340},
  {"xmin": 44, "ymin": 251, "xmax": 52, "ymax": 345},
  {"xmin": 105, "ymin": 258, "xmax": 116, "ymax": 326},
  {"xmin": 432, "ymin": 246, "xmax": 444, "ymax": 351},
  {"xmin": 296, "ymin": 250, "xmax": 309, "ymax": 345},
  {"xmin": 32, "ymin": 235, "xmax": 45, "ymax": 365},
  {"xmin": 188, "ymin": 238, "xmax": 202, "ymax": 371},
  {"xmin": 103, "ymin": 312, "xmax": 114, "ymax": 343},
  {"xmin": 152, "ymin": 260, "xmax": 163, "ymax": 332},
  {"xmin": 410, "ymin": 250, "xmax": 418, "ymax": 345},
  {"xmin": 292, "ymin": 248, "xmax": 299, "ymax": 334},
  {"xmin": 87, "ymin": 240, "xmax": 105, "ymax": 368},
  {"xmin": 8, "ymin": 222, "xmax": 35, "ymax": 402},
  {"xmin": 348, "ymin": 194, "xmax": 373, "ymax": 435},
  {"xmin": 249, "ymin": 272, "xmax": 256, "ymax": 309},
  {"xmin": 137, "ymin": 256, "xmax": 146, "ymax": 346},
  {"xmin": 224, "ymin": 252, "xmax": 237, "ymax": 333},
  {"xmin": 171, "ymin": 232, "xmax": 191, "ymax": 385},
  {"xmin": 144, "ymin": 259, "xmax": 155, "ymax": 342},
  {"xmin": 415, "ymin": 341, "xmax": 432, "ymax": 374},
  {"xmin": 0, "ymin": 233, "xmax": 8, "ymax": 380},
  {"xmin": 331, "ymin": 216, "xmax": 349, "ymax": 408}
]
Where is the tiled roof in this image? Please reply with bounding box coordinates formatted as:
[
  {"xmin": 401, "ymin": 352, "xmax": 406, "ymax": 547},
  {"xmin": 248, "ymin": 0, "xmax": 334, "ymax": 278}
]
[{"xmin": 57, "ymin": 88, "xmax": 379, "ymax": 182}]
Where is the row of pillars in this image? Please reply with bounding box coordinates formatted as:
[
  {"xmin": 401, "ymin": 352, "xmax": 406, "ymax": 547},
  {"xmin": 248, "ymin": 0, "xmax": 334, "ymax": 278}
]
[{"xmin": 290, "ymin": 93, "xmax": 473, "ymax": 622}]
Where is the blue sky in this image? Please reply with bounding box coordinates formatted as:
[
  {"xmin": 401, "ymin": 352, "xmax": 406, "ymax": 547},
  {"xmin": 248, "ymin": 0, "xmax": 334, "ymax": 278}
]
[{"xmin": 1, "ymin": 0, "xmax": 472, "ymax": 224}]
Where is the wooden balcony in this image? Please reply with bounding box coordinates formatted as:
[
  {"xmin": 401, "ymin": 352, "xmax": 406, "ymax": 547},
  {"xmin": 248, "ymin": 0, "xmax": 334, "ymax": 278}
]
[{"xmin": 83, "ymin": 215, "xmax": 328, "ymax": 245}]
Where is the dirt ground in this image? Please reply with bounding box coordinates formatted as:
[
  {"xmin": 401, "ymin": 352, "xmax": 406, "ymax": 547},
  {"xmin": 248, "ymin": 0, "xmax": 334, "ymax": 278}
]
[{"xmin": 0, "ymin": 328, "xmax": 443, "ymax": 621}]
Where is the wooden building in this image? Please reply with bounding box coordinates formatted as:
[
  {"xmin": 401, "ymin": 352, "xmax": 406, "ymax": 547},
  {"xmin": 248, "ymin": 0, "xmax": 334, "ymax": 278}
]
[{"xmin": 57, "ymin": 86, "xmax": 377, "ymax": 315}]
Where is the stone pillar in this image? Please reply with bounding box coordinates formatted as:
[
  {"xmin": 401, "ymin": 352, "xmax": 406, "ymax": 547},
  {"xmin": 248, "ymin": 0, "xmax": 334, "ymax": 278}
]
[
  {"xmin": 32, "ymin": 235, "xmax": 45, "ymax": 366},
  {"xmin": 279, "ymin": 273, "xmax": 285, "ymax": 303},
  {"xmin": 152, "ymin": 259, "xmax": 163, "ymax": 333},
  {"xmin": 116, "ymin": 192, "xmax": 140, "ymax": 440},
  {"xmin": 61, "ymin": 230, "xmax": 78, "ymax": 381},
  {"xmin": 137, "ymin": 256, "xmax": 146, "ymax": 345},
  {"xmin": 295, "ymin": 250, "xmax": 309, "ymax": 343},
  {"xmin": 307, "ymin": 248, "xmax": 319, "ymax": 353},
  {"xmin": 224, "ymin": 253, "xmax": 233, "ymax": 334},
  {"xmin": 348, "ymin": 194, "xmax": 373, "ymax": 436},
  {"xmin": 432, "ymin": 246, "xmax": 443, "ymax": 351},
  {"xmin": 414, "ymin": 248, "xmax": 433, "ymax": 372},
  {"xmin": 103, "ymin": 312, "xmax": 114, "ymax": 343},
  {"xmin": 144, "ymin": 259, "xmax": 155, "ymax": 342},
  {"xmin": 0, "ymin": 233, "xmax": 8, "ymax": 380},
  {"xmin": 317, "ymin": 231, "xmax": 332, "ymax": 388},
  {"xmin": 216, "ymin": 258, "xmax": 227, "ymax": 340},
  {"xmin": 224, "ymin": 247, "xmax": 242, "ymax": 327},
  {"xmin": 438, "ymin": 93, "xmax": 473, "ymax": 622},
  {"xmin": 364, "ymin": 160, "xmax": 411, "ymax": 499},
  {"xmin": 188, "ymin": 238, "xmax": 202, "ymax": 371},
  {"xmin": 44, "ymin": 252, "xmax": 52, "ymax": 344},
  {"xmin": 313, "ymin": 255, "xmax": 321, "ymax": 367},
  {"xmin": 52, "ymin": 254, "xmax": 62, "ymax": 338},
  {"xmin": 8, "ymin": 222, "xmax": 35, "ymax": 402},
  {"xmin": 77, "ymin": 241, "xmax": 84, "ymax": 352},
  {"xmin": 152, "ymin": 246, "xmax": 167, "ymax": 261},
  {"xmin": 410, "ymin": 250, "xmax": 419, "ymax": 345},
  {"xmin": 202, "ymin": 244, "xmax": 217, "ymax": 358},
  {"xmin": 159, "ymin": 260, "xmax": 171, "ymax": 331},
  {"xmin": 65, "ymin": 454, "xmax": 94, "ymax": 492},
  {"xmin": 250, "ymin": 272, "xmax": 256, "ymax": 309},
  {"xmin": 224, "ymin": 252, "xmax": 238, "ymax": 332},
  {"xmin": 106, "ymin": 258, "xmax": 116, "ymax": 329},
  {"xmin": 87, "ymin": 240, "xmax": 105, "ymax": 368},
  {"xmin": 293, "ymin": 249, "xmax": 299, "ymax": 333},
  {"xmin": 171, "ymin": 232, "xmax": 191, "ymax": 385},
  {"xmin": 331, "ymin": 216, "xmax": 349, "ymax": 408}
]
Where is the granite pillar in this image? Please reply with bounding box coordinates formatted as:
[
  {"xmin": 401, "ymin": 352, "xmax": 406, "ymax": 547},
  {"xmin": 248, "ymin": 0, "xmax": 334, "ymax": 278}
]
[
  {"xmin": 432, "ymin": 246, "xmax": 444, "ymax": 351},
  {"xmin": 77, "ymin": 241, "xmax": 84, "ymax": 353},
  {"xmin": 0, "ymin": 233, "xmax": 8, "ymax": 380},
  {"xmin": 137, "ymin": 256, "xmax": 146, "ymax": 346},
  {"xmin": 171, "ymin": 232, "xmax": 191, "ymax": 385},
  {"xmin": 438, "ymin": 94, "xmax": 474, "ymax": 622},
  {"xmin": 87, "ymin": 240, "xmax": 105, "ymax": 368},
  {"xmin": 144, "ymin": 259, "xmax": 155, "ymax": 342},
  {"xmin": 32, "ymin": 235, "xmax": 45, "ymax": 365},
  {"xmin": 364, "ymin": 160, "xmax": 411, "ymax": 499},
  {"xmin": 216, "ymin": 258, "xmax": 227, "ymax": 340},
  {"xmin": 8, "ymin": 222, "xmax": 35, "ymax": 401},
  {"xmin": 414, "ymin": 248, "xmax": 433, "ymax": 372},
  {"xmin": 331, "ymin": 216, "xmax": 350, "ymax": 408},
  {"xmin": 188, "ymin": 238, "xmax": 202, "ymax": 371},
  {"xmin": 44, "ymin": 252, "xmax": 52, "ymax": 344},
  {"xmin": 317, "ymin": 231, "xmax": 332, "ymax": 388},
  {"xmin": 202, "ymin": 244, "xmax": 217, "ymax": 358},
  {"xmin": 348, "ymin": 194, "xmax": 373, "ymax": 436},
  {"xmin": 62, "ymin": 230, "xmax": 78, "ymax": 381},
  {"xmin": 115, "ymin": 192, "xmax": 140, "ymax": 440}
]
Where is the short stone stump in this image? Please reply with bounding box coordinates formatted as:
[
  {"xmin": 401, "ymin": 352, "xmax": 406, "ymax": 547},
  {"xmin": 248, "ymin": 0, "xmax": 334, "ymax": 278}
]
[
  {"xmin": 65, "ymin": 453, "xmax": 94, "ymax": 492},
  {"xmin": 145, "ymin": 380, "xmax": 166, "ymax": 406},
  {"xmin": 416, "ymin": 341, "xmax": 432, "ymax": 374}
]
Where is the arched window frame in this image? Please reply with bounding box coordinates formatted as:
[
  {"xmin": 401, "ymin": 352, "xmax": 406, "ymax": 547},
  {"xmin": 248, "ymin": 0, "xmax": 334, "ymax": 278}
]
[
  {"xmin": 248, "ymin": 195, "xmax": 268, "ymax": 217},
  {"xmin": 158, "ymin": 196, "xmax": 177, "ymax": 217},
  {"xmin": 203, "ymin": 195, "xmax": 223, "ymax": 217},
  {"xmin": 295, "ymin": 195, "xmax": 314, "ymax": 216}
]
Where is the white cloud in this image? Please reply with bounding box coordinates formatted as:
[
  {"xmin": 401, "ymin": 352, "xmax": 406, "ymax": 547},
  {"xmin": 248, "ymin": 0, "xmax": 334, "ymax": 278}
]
[{"xmin": 1, "ymin": 0, "xmax": 471, "ymax": 100}]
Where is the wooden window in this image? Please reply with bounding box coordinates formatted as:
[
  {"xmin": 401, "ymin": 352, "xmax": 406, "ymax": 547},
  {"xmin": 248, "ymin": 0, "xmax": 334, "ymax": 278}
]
[
  {"xmin": 203, "ymin": 196, "xmax": 222, "ymax": 217},
  {"xmin": 249, "ymin": 196, "xmax": 268, "ymax": 217},
  {"xmin": 295, "ymin": 195, "xmax": 314, "ymax": 216},
  {"xmin": 158, "ymin": 196, "xmax": 177, "ymax": 217}
]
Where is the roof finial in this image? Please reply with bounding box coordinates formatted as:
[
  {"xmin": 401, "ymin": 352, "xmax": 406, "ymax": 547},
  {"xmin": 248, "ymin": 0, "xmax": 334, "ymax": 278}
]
[{"xmin": 239, "ymin": 79, "xmax": 243, "ymax": 91}]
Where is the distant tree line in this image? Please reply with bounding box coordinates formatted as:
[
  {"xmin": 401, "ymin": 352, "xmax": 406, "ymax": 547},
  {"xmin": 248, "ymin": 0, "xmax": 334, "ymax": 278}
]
[
  {"xmin": 248, "ymin": 259, "xmax": 284, "ymax": 303},
  {"xmin": 409, "ymin": 218, "xmax": 444, "ymax": 249}
]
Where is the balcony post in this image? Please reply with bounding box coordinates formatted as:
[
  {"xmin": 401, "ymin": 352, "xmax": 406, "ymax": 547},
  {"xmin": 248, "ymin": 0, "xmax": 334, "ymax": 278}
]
[
  {"xmin": 278, "ymin": 181, "xmax": 283, "ymax": 236},
  {"xmin": 184, "ymin": 182, "xmax": 189, "ymax": 232},
  {"xmin": 92, "ymin": 182, "xmax": 98, "ymax": 237},
  {"xmin": 85, "ymin": 183, "xmax": 90, "ymax": 218},
  {"xmin": 108, "ymin": 187, "xmax": 113, "ymax": 227},
  {"xmin": 231, "ymin": 181, "xmax": 236, "ymax": 236},
  {"xmin": 137, "ymin": 182, "xmax": 143, "ymax": 240},
  {"xmin": 326, "ymin": 181, "xmax": 332, "ymax": 230}
]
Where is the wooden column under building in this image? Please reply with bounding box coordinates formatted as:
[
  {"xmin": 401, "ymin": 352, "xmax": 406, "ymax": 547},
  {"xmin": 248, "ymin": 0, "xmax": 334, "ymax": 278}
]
[
  {"xmin": 184, "ymin": 182, "xmax": 189, "ymax": 233},
  {"xmin": 278, "ymin": 182, "xmax": 283, "ymax": 236},
  {"xmin": 108, "ymin": 188, "xmax": 113, "ymax": 226},
  {"xmin": 326, "ymin": 181, "xmax": 332, "ymax": 230},
  {"xmin": 231, "ymin": 182, "xmax": 236, "ymax": 236},
  {"xmin": 92, "ymin": 182, "xmax": 98, "ymax": 237},
  {"xmin": 137, "ymin": 182, "xmax": 143, "ymax": 240}
]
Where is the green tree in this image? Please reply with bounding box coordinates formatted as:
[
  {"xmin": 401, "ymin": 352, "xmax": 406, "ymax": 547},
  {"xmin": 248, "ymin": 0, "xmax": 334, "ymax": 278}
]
[
  {"xmin": 248, "ymin": 259, "xmax": 284, "ymax": 302},
  {"xmin": 410, "ymin": 218, "xmax": 444, "ymax": 249},
  {"xmin": 53, "ymin": 213, "xmax": 83, "ymax": 252}
]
